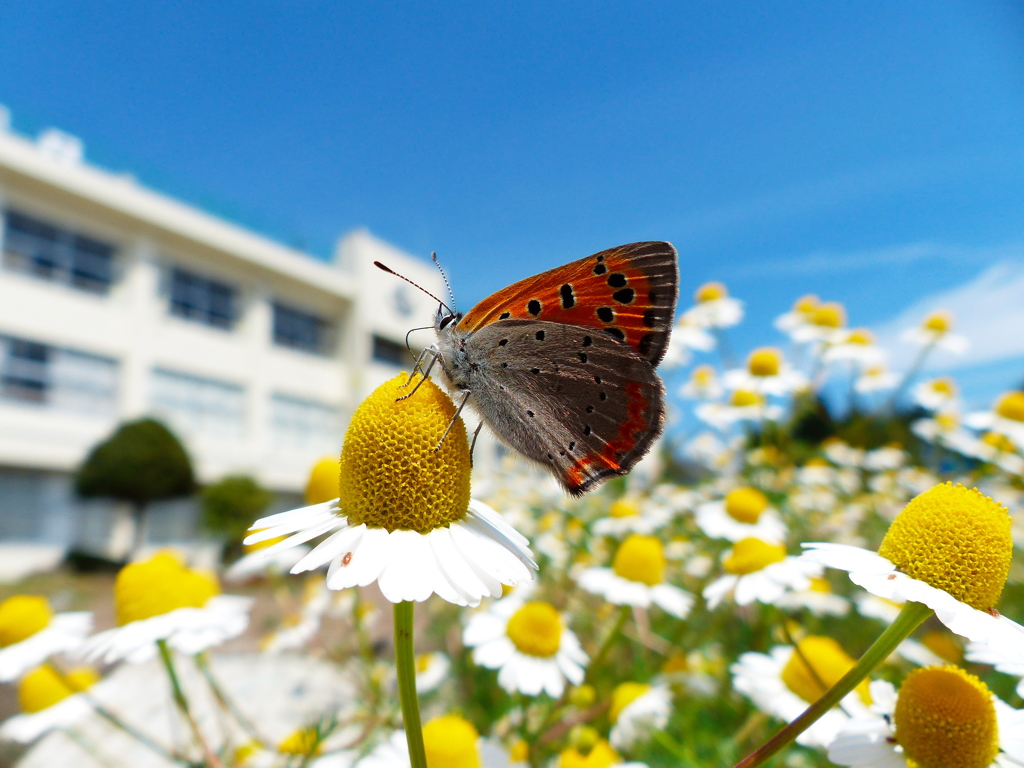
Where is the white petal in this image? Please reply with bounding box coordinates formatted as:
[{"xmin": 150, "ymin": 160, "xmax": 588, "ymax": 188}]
[
  {"xmin": 327, "ymin": 527, "xmax": 388, "ymax": 590},
  {"xmin": 652, "ymin": 584, "xmax": 694, "ymax": 618},
  {"xmin": 292, "ymin": 524, "xmax": 364, "ymax": 573},
  {"xmin": 429, "ymin": 526, "xmax": 490, "ymax": 606},
  {"xmin": 801, "ymin": 543, "xmax": 894, "ymax": 574}
]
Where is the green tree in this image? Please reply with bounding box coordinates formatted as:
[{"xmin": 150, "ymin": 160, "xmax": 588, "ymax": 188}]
[
  {"xmin": 201, "ymin": 475, "xmax": 271, "ymax": 560},
  {"xmin": 75, "ymin": 418, "xmax": 194, "ymax": 558}
]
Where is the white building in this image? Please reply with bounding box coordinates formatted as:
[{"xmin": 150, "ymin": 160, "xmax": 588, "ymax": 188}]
[{"xmin": 0, "ymin": 107, "xmax": 477, "ymax": 562}]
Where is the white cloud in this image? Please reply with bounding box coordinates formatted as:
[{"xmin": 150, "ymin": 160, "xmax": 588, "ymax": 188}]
[{"xmin": 874, "ymin": 259, "xmax": 1024, "ymax": 372}]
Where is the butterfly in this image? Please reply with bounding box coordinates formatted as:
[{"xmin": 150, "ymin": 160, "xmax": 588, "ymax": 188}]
[{"xmin": 403, "ymin": 241, "xmax": 678, "ymax": 498}]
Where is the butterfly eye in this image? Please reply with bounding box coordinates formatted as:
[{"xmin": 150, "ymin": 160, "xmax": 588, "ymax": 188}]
[{"xmin": 439, "ymin": 315, "xmax": 455, "ymax": 330}]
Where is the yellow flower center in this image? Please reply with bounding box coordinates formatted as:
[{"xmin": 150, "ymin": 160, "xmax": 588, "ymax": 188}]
[
  {"xmin": 747, "ymin": 348, "xmax": 782, "ymax": 377},
  {"xmin": 929, "ymin": 377, "xmax": 956, "ymax": 396},
  {"xmin": 692, "ymin": 364, "xmax": 716, "ymax": 386},
  {"xmin": 894, "ymin": 666, "xmax": 999, "ymax": 768},
  {"xmin": 921, "ymin": 630, "xmax": 962, "ymax": 663},
  {"xmin": 780, "ymin": 636, "xmax": 871, "ymax": 705},
  {"xmin": 612, "ymin": 534, "xmax": 666, "ymax": 586},
  {"xmin": 423, "ymin": 714, "xmax": 481, "ymax": 768},
  {"xmin": 723, "ymin": 538, "xmax": 786, "ymax": 575},
  {"xmin": 662, "ymin": 652, "xmax": 690, "ymax": 673},
  {"xmin": 877, "ymin": 483, "xmax": 1012, "ymax": 611},
  {"xmin": 569, "ymin": 684, "xmax": 597, "ymax": 708},
  {"xmin": 805, "ymin": 457, "xmax": 830, "ymax": 467},
  {"xmin": 609, "ymin": 498, "xmax": 641, "ymax": 518},
  {"xmin": 724, "ymin": 487, "xmax": 769, "ymax": 524},
  {"xmin": 0, "ymin": 595, "xmax": 53, "ymax": 647},
  {"xmin": 416, "ymin": 653, "xmax": 433, "ymax": 674},
  {"xmin": 277, "ymin": 728, "xmax": 322, "ymax": 755},
  {"xmin": 808, "ymin": 576, "xmax": 832, "ymax": 594},
  {"xmin": 233, "ymin": 741, "xmax": 260, "ymax": 766},
  {"xmin": 610, "ymin": 682, "xmax": 651, "ymax": 723},
  {"xmin": 115, "ymin": 552, "xmax": 220, "ymax": 625},
  {"xmin": 558, "ymin": 739, "xmax": 622, "ymax": 768},
  {"xmin": 981, "ymin": 432, "xmax": 1016, "ymax": 453},
  {"xmin": 995, "ymin": 391, "xmax": 1024, "ymax": 423},
  {"xmin": 811, "ymin": 302, "xmax": 846, "ymax": 329},
  {"xmin": 305, "ymin": 455, "xmax": 341, "ymax": 505},
  {"xmin": 509, "ymin": 740, "xmax": 529, "ymax": 762},
  {"xmin": 846, "ymin": 328, "xmax": 874, "ymax": 345},
  {"xmin": 695, "ymin": 281, "xmax": 727, "ymax": 303},
  {"xmin": 339, "ymin": 373, "xmax": 471, "ymax": 533},
  {"xmin": 793, "ymin": 294, "xmax": 819, "ymax": 315},
  {"xmin": 731, "ymin": 390, "xmax": 763, "ymax": 408},
  {"xmin": 18, "ymin": 666, "xmax": 99, "ymax": 714},
  {"xmin": 936, "ymin": 413, "xmax": 960, "ymax": 431},
  {"xmin": 506, "ymin": 601, "xmax": 563, "ymax": 658},
  {"xmin": 922, "ymin": 310, "xmax": 953, "ymax": 335}
]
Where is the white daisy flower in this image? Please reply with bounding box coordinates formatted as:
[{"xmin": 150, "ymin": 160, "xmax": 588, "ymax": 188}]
[
  {"xmin": 0, "ymin": 596, "xmax": 92, "ymax": 682},
  {"xmin": 965, "ymin": 391, "xmax": 1024, "ymax": 445},
  {"xmin": 678, "ymin": 364, "xmax": 724, "ymax": 401},
  {"xmin": 592, "ymin": 496, "xmax": 672, "ymax": 537},
  {"xmin": 966, "ymin": 637, "xmax": 1024, "ymax": 699},
  {"xmin": 81, "ymin": 552, "xmax": 252, "ymax": 664},
  {"xmin": 695, "ymin": 487, "xmax": 786, "ymax": 544},
  {"xmin": 224, "ymin": 540, "xmax": 311, "ymax": 582},
  {"xmin": 855, "ymin": 366, "xmax": 900, "ymax": 394},
  {"xmin": 245, "ymin": 374, "xmax": 536, "ymax": 608},
  {"xmin": 956, "ymin": 432, "xmax": 1024, "ymax": 476},
  {"xmin": 463, "ymin": 599, "xmax": 587, "ymax": 698},
  {"xmin": 775, "ymin": 294, "xmax": 821, "ymax": 339},
  {"xmin": 703, "ymin": 539, "xmax": 821, "ymax": 610},
  {"xmin": 863, "ymin": 445, "xmax": 907, "ymax": 472},
  {"xmin": 695, "ymin": 390, "xmax": 783, "ymax": 431},
  {"xmin": 0, "ymin": 665, "xmax": 106, "ymax": 743},
  {"xmin": 802, "ymin": 484, "xmax": 1024, "ymax": 664},
  {"xmin": 555, "ymin": 739, "xmax": 649, "ymax": 768},
  {"xmin": 823, "ymin": 328, "xmax": 885, "ymax": 367},
  {"xmin": 683, "ymin": 282, "xmax": 744, "ymax": 329},
  {"xmin": 912, "ymin": 376, "xmax": 959, "ymax": 411},
  {"xmin": 791, "ymin": 301, "xmax": 847, "ymax": 345},
  {"xmin": 731, "ymin": 636, "xmax": 872, "ymax": 748},
  {"xmin": 828, "ymin": 668, "xmax": 1024, "ymax": 768},
  {"xmin": 578, "ymin": 535, "xmax": 694, "ymax": 618},
  {"xmin": 660, "ymin": 320, "xmax": 715, "ymax": 368},
  {"xmin": 775, "ymin": 576, "xmax": 850, "ymax": 617},
  {"xmin": 608, "ymin": 682, "xmax": 672, "ymax": 750},
  {"xmin": 900, "ymin": 309, "xmax": 969, "ymax": 354},
  {"xmin": 723, "ymin": 350, "xmax": 807, "ymax": 397},
  {"xmin": 414, "ymin": 651, "xmax": 450, "ymax": 693},
  {"xmin": 822, "ymin": 438, "xmax": 865, "ymax": 469},
  {"xmin": 357, "ymin": 715, "xmax": 514, "ymax": 768}
]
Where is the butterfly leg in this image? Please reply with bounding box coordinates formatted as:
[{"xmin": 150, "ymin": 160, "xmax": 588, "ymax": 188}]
[
  {"xmin": 434, "ymin": 390, "xmax": 472, "ymax": 451},
  {"xmin": 469, "ymin": 422, "xmax": 483, "ymax": 467},
  {"xmin": 397, "ymin": 346, "xmax": 441, "ymax": 401}
]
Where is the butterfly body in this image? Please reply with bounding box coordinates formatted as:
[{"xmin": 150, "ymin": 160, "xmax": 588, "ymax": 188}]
[{"xmin": 433, "ymin": 241, "xmax": 678, "ymax": 496}]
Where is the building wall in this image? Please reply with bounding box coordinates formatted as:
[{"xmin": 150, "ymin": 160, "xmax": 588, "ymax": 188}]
[{"xmin": 0, "ymin": 115, "xmax": 481, "ymax": 553}]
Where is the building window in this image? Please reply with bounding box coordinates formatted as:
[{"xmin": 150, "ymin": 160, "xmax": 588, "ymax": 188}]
[
  {"xmin": 150, "ymin": 368, "xmax": 245, "ymax": 440},
  {"xmin": 0, "ymin": 334, "xmax": 118, "ymax": 414},
  {"xmin": 372, "ymin": 335, "xmax": 412, "ymax": 366},
  {"xmin": 270, "ymin": 394, "xmax": 342, "ymax": 453},
  {"xmin": 2, "ymin": 209, "xmax": 116, "ymax": 294},
  {"xmin": 273, "ymin": 302, "xmax": 331, "ymax": 354},
  {"xmin": 168, "ymin": 267, "xmax": 236, "ymax": 329}
]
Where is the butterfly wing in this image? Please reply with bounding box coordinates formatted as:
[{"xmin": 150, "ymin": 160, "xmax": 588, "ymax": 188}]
[
  {"xmin": 456, "ymin": 241, "xmax": 678, "ymax": 367},
  {"xmin": 459, "ymin": 319, "xmax": 665, "ymax": 496}
]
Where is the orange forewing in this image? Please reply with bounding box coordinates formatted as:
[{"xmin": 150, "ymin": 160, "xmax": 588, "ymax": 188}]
[{"xmin": 456, "ymin": 241, "xmax": 678, "ymax": 366}]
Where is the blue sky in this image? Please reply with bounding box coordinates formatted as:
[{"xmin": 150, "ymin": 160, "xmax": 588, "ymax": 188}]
[{"xmin": 3, "ymin": 1, "xmax": 1023, "ymax": 407}]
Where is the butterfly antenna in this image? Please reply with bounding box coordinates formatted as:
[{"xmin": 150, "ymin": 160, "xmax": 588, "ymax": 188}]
[
  {"xmin": 431, "ymin": 252, "xmax": 458, "ymax": 315},
  {"xmin": 373, "ymin": 261, "xmax": 452, "ymax": 315}
]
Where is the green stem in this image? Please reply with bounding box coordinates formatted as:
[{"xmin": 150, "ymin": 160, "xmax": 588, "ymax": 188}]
[
  {"xmin": 586, "ymin": 605, "xmax": 631, "ymax": 680},
  {"xmin": 157, "ymin": 640, "xmax": 224, "ymax": 768},
  {"xmin": 731, "ymin": 601, "xmax": 932, "ymax": 768},
  {"xmin": 394, "ymin": 601, "xmax": 427, "ymax": 768}
]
